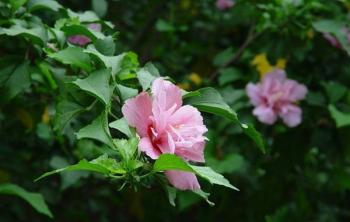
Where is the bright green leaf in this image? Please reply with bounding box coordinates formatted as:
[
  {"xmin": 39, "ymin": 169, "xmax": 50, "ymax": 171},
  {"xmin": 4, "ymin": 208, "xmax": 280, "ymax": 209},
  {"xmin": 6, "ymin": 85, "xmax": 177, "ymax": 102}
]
[
  {"xmin": 109, "ymin": 117, "xmax": 135, "ymax": 138},
  {"xmin": 76, "ymin": 112, "xmax": 114, "ymax": 148},
  {"xmin": 328, "ymin": 105, "xmax": 350, "ymax": 128},
  {"xmin": 72, "ymin": 69, "xmax": 111, "ymax": 105}
]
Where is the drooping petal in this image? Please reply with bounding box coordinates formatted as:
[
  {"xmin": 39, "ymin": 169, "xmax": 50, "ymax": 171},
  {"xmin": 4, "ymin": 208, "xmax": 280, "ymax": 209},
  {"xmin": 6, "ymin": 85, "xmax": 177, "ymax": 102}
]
[
  {"xmin": 151, "ymin": 78, "xmax": 182, "ymax": 111},
  {"xmin": 279, "ymin": 104, "xmax": 302, "ymax": 127},
  {"xmin": 165, "ymin": 170, "xmax": 200, "ymax": 190},
  {"xmin": 121, "ymin": 92, "xmax": 152, "ymax": 137},
  {"xmin": 253, "ymin": 105, "xmax": 277, "ymax": 125},
  {"xmin": 139, "ymin": 137, "xmax": 160, "ymax": 159},
  {"xmin": 246, "ymin": 83, "xmax": 262, "ymax": 106}
]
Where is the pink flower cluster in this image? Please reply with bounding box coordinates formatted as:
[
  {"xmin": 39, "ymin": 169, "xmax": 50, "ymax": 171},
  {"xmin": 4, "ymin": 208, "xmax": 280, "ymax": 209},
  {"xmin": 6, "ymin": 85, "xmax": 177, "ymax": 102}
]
[
  {"xmin": 216, "ymin": 0, "xmax": 235, "ymax": 10},
  {"xmin": 323, "ymin": 28, "xmax": 350, "ymax": 49},
  {"xmin": 122, "ymin": 78, "xmax": 207, "ymax": 190},
  {"xmin": 246, "ymin": 69, "xmax": 307, "ymax": 127},
  {"xmin": 68, "ymin": 23, "xmax": 101, "ymax": 46}
]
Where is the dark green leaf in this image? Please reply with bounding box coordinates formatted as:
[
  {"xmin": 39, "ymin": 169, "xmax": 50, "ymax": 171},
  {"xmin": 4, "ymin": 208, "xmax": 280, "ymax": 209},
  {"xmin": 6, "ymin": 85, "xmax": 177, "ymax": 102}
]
[
  {"xmin": 53, "ymin": 100, "xmax": 85, "ymax": 131},
  {"xmin": 0, "ymin": 183, "xmax": 53, "ymax": 218},
  {"xmin": 48, "ymin": 47, "xmax": 92, "ymax": 71},
  {"xmin": 92, "ymin": 0, "xmax": 108, "ymax": 18},
  {"xmin": 28, "ymin": 0, "xmax": 62, "ymax": 12},
  {"xmin": 95, "ymin": 36, "xmax": 115, "ymax": 56}
]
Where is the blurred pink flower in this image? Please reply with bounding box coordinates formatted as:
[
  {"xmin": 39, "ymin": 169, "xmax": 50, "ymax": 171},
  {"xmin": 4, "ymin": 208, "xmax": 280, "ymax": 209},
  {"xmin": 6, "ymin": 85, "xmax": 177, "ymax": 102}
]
[
  {"xmin": 122, "ymin": 78, "xmax": 207, "ymax": 190},
  {"xmin": 246, "ymin": 69, "xmax": 307, "ymax": 127},
  {"xmin": 216, "ymin": 0, "xmax": 235, "ymax": 10},
  {"xmin": 68, "ymin": 23, "xmax": 101, "ymax": 46},
  {"xmin": 323, "ymin": 28, "xmax": 350, "ymax": 49}
]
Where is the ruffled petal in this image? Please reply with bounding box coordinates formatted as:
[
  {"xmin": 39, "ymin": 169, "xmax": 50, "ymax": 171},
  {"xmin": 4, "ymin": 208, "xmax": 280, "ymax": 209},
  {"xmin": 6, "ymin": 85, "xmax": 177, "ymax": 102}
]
[
  {"xmin": 279, "ymin": 104, "xmax": 302, "ymax": 127},
  {"xmin": 151, "ymin": 78, "xmax": 182, "ymax": 111}
]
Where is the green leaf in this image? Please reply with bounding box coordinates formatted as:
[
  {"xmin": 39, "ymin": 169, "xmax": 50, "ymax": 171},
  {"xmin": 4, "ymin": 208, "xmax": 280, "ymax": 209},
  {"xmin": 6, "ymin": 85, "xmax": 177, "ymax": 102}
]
[
  {"xmin": 115, "ymin": 84, "xmax": 138, "ymax": 102},
  {"xmin": 76, "ymin": 112, "xmax": 114, "ymax": 148},
  {"xmin": 9, "ymin": 0, "xmax": 27, "ymax": 11},
  {"xmin": 166, "ymin": 186, "xmax": 177, "ymax": 206},
  {"xmin": 92, "ymin": 0, "xmax": 108, "ymax": 18},
  {"xmin": 95, "ymin": 36, "xmax": 115, "ymax": 56},
  {"xmin": 213, "ymin": 47, "xmax": 234, "ymax": 67},
  {"xmin": 185, "ymin": 87, "xmax": 265, "ymax": 153},
  {"xmin": 53, "ymin": 100, "xmax": 85, "ymax": 131},
  {"xmin": 72, "ymin": 69, "xmax": 111, "ymax": 105},
  {"xmin": 153, "ymin": 154, "xmax": 238, "ymax": 190},
  {"xmin": 137, "ymin": 65, "xmax": 158, "ymax": 91},
  {"xmin": 0, "ymin": 183, "xmax": 53, "ymax": 218},
  {"xmin": 192, "ymin": 190, "xmax": 215, "ymax": 206},
  {"xmin": 185, "ymin": 87, "xmax": 238, "ymax": 121},
  {"xmin": 155, "ymin": 19, "xmax": 175, "ymax": 32},
  {"xmin": 218, "ymin": 67, "xmax": 242, "ymax": 86},
  {"xmin": 191, "ymin": 165, "xmax": 238, "ymax": 190},
  {"xmin": 109, "ymin": 117, "xmax": 135, "ymax": 138},
  {"xmin": 0, "ymin": 61, "xmax": 30, "ymax": 101},
  {"xmin": 113, "ymin": 137, "xmax": 139, "ymax": 161},
  {"xmin": 207, "ymin": 153, "xmax": 245, "ymax": 174},
  {"xmin": 35, "ymin": 159, "xmax": 110, "ymax": 182},
  {"xmin": 90, "ymin": 154, "xmax": 126, "ymax": 174},
  {"xmin": 28, "ymin": 0, "xmax": 62, "ymax": 12},
  {"xmin": 0, "ymin": 21, "xmax": 47, "ymax": 46},
  {"xmin": 84, "ymin": 45, "xmax": 125, "ymax": 76},
  {"xmin": 328, "ymin": 105, "xmax": 350, "ymax": 128},
  {"xmin": 153, "ymin": 154, "xmax": 193, "ymax": 172},
  {"xmin": 48, "ymin": 47, "xmax": 92, "ymax": 71},
  {"xmin": 322, "ymin": 82, "xmax": 347, "ymax": 103}
]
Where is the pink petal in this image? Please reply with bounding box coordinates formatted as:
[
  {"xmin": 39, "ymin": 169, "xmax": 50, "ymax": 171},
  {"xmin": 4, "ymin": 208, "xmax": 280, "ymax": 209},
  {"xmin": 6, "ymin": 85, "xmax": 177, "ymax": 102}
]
[
  {"xmin": 323, "ymin": 33, "xmax": 341, "ymax": 48},
  {"xmin": 156, "ymin": 132, "xmax": 176, "ymax": 154},
  {"xmin": 165, "ymin": 170, "xmax": 200, "ymax": 190},
  {"xmin": 262, "ymin": 69, "xmax": 286, "ymax": 82},
  {"xmin": 68, "ymin": 35, "xmax": 91, "ymax": 46},
  {"xmin": 88, "ymin": 23, "xmax": 102, "ymax": 31},
  {"xmin": 279, "ymin": 104, "xmax": 302, "ymax": 127},
  {"xmin": 253, "ymin": 105, "xmax": 277, "ymax": 125},
  {"xmin": 169, "ymin": 105, "xmax": 206, "ymax": 127},
  {"xmin": 151, "ymin": 78, "xmax": 182, "ymax": 111},
  {"xmin": 283, "ymin": 80, "xmax": 308, "ymax": 101},
  {"xmin": 216, "ymin": 0, "xmax": 234, "ymax": 10},
  {"xmin": 175, "ymin": 141, "xmax": 205, "ymax": 162},
  {"xmin": 139, "ymin": 137, "xmax": 160, "ymax": 159},
  {"xmin": 122, "ymin": 92, "xmax": 152, "ymax": 137},
  {"xmin": 246, "ymin": 83, "xmax": 262, "ymax": 106}
]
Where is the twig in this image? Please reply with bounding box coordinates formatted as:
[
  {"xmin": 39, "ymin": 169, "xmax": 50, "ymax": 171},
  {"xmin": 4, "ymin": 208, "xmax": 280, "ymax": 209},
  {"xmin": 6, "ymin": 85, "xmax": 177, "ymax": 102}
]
[{"xmin": 209, "ymin": 25, "xmax": 262, "ymax": 81}]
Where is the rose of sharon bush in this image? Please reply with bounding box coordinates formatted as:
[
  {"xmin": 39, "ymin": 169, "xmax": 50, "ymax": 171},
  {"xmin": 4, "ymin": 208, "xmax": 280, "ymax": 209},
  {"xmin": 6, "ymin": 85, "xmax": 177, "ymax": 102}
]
[
  {"xmin": 122, "ymin": 78, "xmax": 208, "ymax": 190},
  {"xmin": 68, "ymin": 23, "xmax": 101, "ymax": 46},
  {"xmin": 246, "ymin": 69, "xmax": 308, "ymax": 127},
  {"xmin": 216, "ymin": 0, "xmax": 235, "ymax": 10}
]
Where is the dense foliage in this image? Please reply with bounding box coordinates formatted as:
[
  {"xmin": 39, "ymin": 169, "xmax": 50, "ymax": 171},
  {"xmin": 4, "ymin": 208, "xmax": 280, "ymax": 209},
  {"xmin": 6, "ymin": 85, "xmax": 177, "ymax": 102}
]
[{"xmin": 1, "ymin": 0, "xmax": 350, "ymax": 221}]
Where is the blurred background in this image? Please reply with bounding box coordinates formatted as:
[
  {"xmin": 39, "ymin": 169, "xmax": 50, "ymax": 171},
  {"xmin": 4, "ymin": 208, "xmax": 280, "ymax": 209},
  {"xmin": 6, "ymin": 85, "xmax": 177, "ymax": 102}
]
[{"xmin": 1, "ymin": 0, "xmax": 350, "ymax": 221}]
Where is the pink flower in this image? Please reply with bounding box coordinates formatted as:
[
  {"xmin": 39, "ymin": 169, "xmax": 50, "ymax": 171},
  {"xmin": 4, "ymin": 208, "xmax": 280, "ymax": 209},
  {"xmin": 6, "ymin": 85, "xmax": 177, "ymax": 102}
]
[
  {"xmin": 122, "ymin": 78, "xmax": 207, "ymax": 190},
  {"xmin": 323, "ymin": 28, "xmax": 350, "ymax": 49},
  {"xmin": 68, "ymin": 23, "xmax": 101, "ymax": 46},
  {"xmin": 216, "ymin": 0, "xmax": 235, "ymax": 10},
  {"xmin": 246, "ymin": 69, "xmax": 307, "ymax": 127}
]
